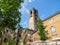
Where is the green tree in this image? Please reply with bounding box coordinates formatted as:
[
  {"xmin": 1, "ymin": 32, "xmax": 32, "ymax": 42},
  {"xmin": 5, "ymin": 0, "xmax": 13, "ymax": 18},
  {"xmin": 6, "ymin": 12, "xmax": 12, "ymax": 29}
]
[
  {"xmin": 0, "ymin": 0, "xmax": 23, "ymax": 31},
  {"xmin": 37, "ymin": 17, "xmax": 48, "ymax": 41},
  {"xmin": 0, "ymin": 0, "xmax": 23, "ymax": 45}
]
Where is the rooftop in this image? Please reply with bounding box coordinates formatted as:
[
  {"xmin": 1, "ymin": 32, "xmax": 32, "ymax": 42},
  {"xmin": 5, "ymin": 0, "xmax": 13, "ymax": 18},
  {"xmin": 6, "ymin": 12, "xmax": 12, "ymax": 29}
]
[{"xmin": 43, "ymin": 11, "xmax": 60, "ymax": 21}]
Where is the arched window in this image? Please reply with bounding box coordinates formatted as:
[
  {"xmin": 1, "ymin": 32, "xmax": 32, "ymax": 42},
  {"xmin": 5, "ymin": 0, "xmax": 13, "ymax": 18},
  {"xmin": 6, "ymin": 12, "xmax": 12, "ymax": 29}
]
[{"xmin": 50, "ymin": 26, "xmax": 56, "ymax": 35}]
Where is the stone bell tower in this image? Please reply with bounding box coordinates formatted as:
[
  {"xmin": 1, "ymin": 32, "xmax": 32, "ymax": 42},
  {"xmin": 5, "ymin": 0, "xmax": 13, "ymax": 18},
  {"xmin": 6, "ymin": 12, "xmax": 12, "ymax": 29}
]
[{"xmin": 29, "ymin": 8, "xmax": 38, "ymax": 30}]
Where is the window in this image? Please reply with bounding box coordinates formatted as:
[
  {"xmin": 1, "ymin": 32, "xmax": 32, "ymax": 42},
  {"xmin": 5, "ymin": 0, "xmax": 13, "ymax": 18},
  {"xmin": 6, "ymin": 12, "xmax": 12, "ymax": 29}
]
[
  {"xmin": 48, "ymin": 19, "xmax": 53, "ymax": 23},
  {"xmin": 50, "ymin": 26, "xmax": 56, "ymax": 35},
  {"xmin": 30, "ymin": 11, "xmax": 32, "ymax": 17},
  {"xmin": 30, "ymin": 11, "xmax": 32, "ymax": 14}
]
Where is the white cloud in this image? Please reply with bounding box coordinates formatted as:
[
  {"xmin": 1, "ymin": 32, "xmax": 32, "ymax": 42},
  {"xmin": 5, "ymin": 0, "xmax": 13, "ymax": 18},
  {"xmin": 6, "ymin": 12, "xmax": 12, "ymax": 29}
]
[
  {"xmin": 26, "ymin": 10, "xmax": 30, "ymax": 14},
  {"xmin": 28, "ymin": 0, "xmax": 32, "ymax": 2},
  {"xmin": 20, "ymin": 0, "xmax": 35, "ymax": 28},
  {"xmin": 20, "ymin": 6, "xmax": 26, "ymax": 12},
  {"xmin": 19, "ymin": 0, "xmax": 35, "ymax": 14},
  {"xmin": 19, "ymin": 6, "xmax": 29, "ymax": 15},
  {"xmin": 28, "ymin": 0, "xmax": 35, "ymax": 3}
]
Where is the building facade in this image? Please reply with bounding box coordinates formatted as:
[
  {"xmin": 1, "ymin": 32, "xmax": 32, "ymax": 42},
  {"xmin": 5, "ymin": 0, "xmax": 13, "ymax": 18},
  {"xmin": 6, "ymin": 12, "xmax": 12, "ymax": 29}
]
[
  {"xmin": 29, "ymin": 8, "xmax": 60, "ymax": 41},
  {"xmin": 43, "ymin": 12, "xmax": 60, "ymax": 39}
]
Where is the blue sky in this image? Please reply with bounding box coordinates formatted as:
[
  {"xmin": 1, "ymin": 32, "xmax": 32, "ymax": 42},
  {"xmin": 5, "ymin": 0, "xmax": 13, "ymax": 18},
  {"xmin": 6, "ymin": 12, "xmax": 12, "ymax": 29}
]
[{"xmin": 20, "ymin": 0, "xmax": 60, "ymax": 28}]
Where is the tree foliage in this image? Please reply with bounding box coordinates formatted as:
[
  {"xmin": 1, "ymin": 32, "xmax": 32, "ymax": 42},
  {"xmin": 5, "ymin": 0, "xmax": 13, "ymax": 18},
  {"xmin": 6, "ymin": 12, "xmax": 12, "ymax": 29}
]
[
  {"xmin": 0, "ymin": 0, "xmax": 23, "ymax": 45},
  {"xmin": 0, "ymin": 0, "xmax": 23, "ymax": 31},
  {"xmin": 37, "ymin": 17, "xmax": 48, "ymax": 41}
]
